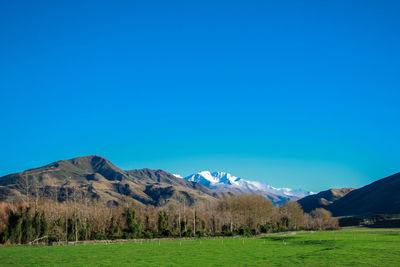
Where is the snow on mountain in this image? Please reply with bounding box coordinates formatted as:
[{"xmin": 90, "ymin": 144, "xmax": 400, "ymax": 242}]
[
  {"xmin": 184, "ymin": 171, "xmax": 313, "ymax": 204},
  {"xmin": 173, "ymin": 174, "xmax": 183, "ymax": 179}
]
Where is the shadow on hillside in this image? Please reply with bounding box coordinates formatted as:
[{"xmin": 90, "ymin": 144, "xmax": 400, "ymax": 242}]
[{"xmin": 262, "ymin": 236, "xmax": 296, "ymax": 241}]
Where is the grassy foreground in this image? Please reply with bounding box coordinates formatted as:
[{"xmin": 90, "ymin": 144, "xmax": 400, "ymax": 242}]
[{"xmin": 0, "ymin": 227, "xmax": 399, "ymax": 266}]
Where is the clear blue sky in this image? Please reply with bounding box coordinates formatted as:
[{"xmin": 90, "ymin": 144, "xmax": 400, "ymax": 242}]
[{"xmin": 1, "ymin": 0, "xmax": 399, "ymax": 192}]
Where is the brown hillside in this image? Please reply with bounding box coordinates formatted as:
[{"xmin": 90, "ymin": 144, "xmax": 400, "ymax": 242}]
[{"xmin": 0, "ymin": 155, "xmax": 227, "ymax": 207}]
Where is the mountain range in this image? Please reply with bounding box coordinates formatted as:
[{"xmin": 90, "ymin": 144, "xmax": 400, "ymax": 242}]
[
  {"xmin": 0, "ymin": 155, "xmax": 399, "ymax": 217},
  {"xmin": 0, "ymin": 155, "xmax": 311, "ymax": 206},
  {"xmin": 183, "ymin": 171, "xmax": 312, "ymax": 205},
  {"xmin": 0, "ymin": 155, "xmax": 227, "ymax": 207}
]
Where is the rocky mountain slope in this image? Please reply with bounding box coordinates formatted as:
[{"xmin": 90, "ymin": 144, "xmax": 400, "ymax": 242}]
[{"xmin": 0, "ymin": 155, "xmax": 227, "ymax": 207}]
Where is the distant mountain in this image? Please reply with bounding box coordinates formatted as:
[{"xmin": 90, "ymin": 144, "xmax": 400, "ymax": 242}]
[
  {"xmin": 297, "ymin": 188, "xmax": 355, "ymax": 213},
  {"xmin": 184, "ymin": 171, "xmax": 313, "ymax": 205},
  {"xmin": 0, "ymin": 156, "xmax": 227, "ymax": 207},
  {"xmin": 328, "ymin": 172, "xmax": 400, "ymax": 216}
]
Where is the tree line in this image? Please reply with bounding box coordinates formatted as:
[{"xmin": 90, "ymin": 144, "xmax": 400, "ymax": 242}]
[{"xmin": 0, "ymin": 194, "xmax": 338, "ymax": 245}]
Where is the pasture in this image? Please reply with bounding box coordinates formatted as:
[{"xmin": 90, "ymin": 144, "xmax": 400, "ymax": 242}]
[{"xmin": 0, "ymin": 227, "xmax": 399, "ymax": 266}]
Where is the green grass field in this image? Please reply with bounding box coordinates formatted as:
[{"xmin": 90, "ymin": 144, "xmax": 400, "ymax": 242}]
[{"xmin": 0, "ymin": 227, "xmax": 399, "ymax": 266}]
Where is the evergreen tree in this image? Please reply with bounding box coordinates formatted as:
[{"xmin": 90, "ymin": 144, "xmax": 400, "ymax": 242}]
[
  {"xmin": 21, "ymin": 207, "xmax": 33, "ymax": 244},
  {"xmin": 67, "ymin": 217, "xmax": 75, "ymax": 241},
  {"xmin": 158, "ymin": 211, "xmax": 169, "ymax": 236},
  {"xmin": 40, "ymin": 212, "xmax": 49, "ymax": 237},
  {"xmin": 33, "ymin": 211, "xmax": 41, "ymax": 238},
  {"xmin": 4, "ymin": 209, "xmax": 23, "ymax": 244},
  {"xmin": 123, "ymin": 208, "xmax": 142, "ymax": 238},
  {"xmin": 108, "ymin": 216, "xmax": 119, "ymax": 238}
]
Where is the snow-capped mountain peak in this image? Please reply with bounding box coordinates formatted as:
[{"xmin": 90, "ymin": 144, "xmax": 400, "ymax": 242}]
[
  {"xmin": 186, "ymin": 171, "xmax": 242, "ymax": 187},
  {"xmin": 184, "ymin": 171, "xmax": 313, "ymax": 205}
]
